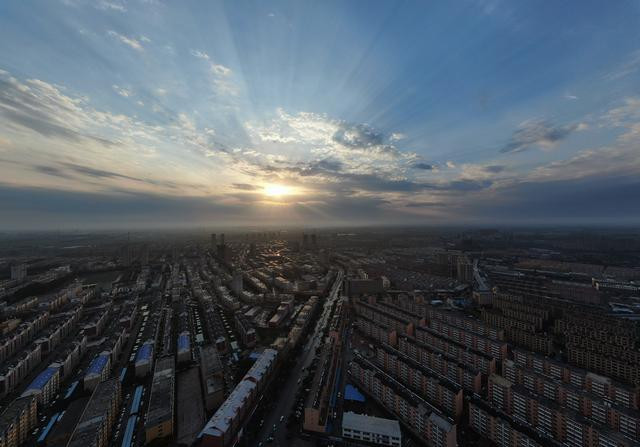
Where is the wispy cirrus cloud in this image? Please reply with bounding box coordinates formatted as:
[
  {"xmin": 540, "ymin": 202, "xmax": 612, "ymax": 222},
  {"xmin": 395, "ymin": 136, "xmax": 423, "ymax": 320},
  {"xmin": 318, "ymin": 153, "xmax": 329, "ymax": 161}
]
[
  {"xmin": 97, "ymin": 0, "xmax": 127, "ymax": 12},
  {"xmin": 603, "ymin": 50, "xmax": 640, "ymax": 81},
  {"xmin": 190, "ymin": 49, "xmax": 237, "ymax": 96},
  {"xmin": 107, "ymin": 30, "xmax": 146, "ymax": 51}
]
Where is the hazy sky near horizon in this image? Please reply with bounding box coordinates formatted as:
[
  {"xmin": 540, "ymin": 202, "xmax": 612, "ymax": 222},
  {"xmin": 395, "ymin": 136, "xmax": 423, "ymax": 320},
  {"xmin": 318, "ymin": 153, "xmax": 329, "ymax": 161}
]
[{"xmin": 1, "ymin": 0, "xmax": 640, "ymax": 229}]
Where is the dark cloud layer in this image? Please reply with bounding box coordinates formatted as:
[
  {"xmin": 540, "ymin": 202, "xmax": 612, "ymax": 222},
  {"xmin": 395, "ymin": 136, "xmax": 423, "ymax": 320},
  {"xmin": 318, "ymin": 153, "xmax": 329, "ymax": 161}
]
[
  {"xmin": 1, "ymin": 169, "xmax": 640, "ymax": 229},
  {"xmin": 501, "ymin": 120, "xmax": 580, "ymax": 153},
  {"xmin": 331, "ymin": 122, "xmax": 400, "ymax": 156}
]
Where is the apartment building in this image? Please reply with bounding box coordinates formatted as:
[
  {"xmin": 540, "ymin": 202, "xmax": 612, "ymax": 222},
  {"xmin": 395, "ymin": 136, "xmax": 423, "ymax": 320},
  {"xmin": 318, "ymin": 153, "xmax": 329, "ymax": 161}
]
[
  {"xmin": 511, "ymin": 348, "xmax": 639, "ymax": 409},
  {"xmin": 350, "ymin": 355, "xmax": 457, "ymax": 447},
  {"xmin": 354, "ymin": 301, "xmax": 415, "ymax": 337},
  {"xmin": 375, "ymin": 344, "xmax": 464, "ymax": 419},
  {"xmin": 20, "ymin": 364, "xmax": 61, "ymax": 406},
  {"xmin": 468, "ymin": 398, "xmax": 550, "ymax": 447},
  {"xmin": 145, "ymin": 356, "xmax": 175, "ymax": 443},
  {"xmin": 67, "ymin": 378, "xmax": 121, "ymax": 447},
  {"xmin": 198, "ymin": 349, "xmax": 278, "ymax": 447},
  {"xmin": 0, "ymin": 396, "xmax": 38, "ymax": 447},
  {"xmin": 487, "ymin": 374, "xmax": 637, "ymax": 446},
  {"xmin": 503, "ymin": 359, "xmax": 640, "ymax": 441},
  {"xmin": 396, "ymin": 334, "xmax": 483, "ymax": 393},
  {"xmin": 426, "ymin": 306, "xmax": 504, "ymax": 340},
  {"xmin": 415, "ymin": 326, "xmax": 496, "ymax": 375}
]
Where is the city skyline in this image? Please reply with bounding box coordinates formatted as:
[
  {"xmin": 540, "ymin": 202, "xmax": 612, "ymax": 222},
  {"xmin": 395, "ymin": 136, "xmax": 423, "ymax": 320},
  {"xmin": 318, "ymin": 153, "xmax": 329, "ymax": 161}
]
[{"xmin": 2, "ymin": 0, "xmax": 640, "ymax": 229}]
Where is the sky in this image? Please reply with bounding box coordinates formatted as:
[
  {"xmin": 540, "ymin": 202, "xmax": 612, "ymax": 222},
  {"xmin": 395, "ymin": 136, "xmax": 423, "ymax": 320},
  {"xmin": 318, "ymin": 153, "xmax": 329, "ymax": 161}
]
[{"xmin": 1, "ymin": 0, "xmax": 640, "ymax": 230}]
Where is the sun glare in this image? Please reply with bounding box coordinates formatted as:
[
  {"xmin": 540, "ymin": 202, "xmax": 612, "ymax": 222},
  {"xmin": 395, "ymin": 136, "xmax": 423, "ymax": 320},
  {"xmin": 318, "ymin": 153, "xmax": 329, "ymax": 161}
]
[{"xmin": 263, "ymin": 183, "xmax": 292, "ymax": 197}]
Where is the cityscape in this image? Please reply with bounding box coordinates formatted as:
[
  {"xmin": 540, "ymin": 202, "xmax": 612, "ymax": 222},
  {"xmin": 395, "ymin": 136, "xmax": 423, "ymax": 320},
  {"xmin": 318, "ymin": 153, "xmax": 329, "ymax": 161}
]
[
  {"xmin": 1, "ymin": 229, "xmax": 640, "ymax": 447},
  {"xmin": 2, "ymin": 1, "xmax": 640, "ymax": 447}
]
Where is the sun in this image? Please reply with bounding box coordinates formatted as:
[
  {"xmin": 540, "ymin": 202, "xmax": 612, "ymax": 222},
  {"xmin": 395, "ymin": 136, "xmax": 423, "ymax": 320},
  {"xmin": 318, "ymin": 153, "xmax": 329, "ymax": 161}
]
[{"xmin": 263, "ymin": 183, "xmax": 293, "ymax": 197}]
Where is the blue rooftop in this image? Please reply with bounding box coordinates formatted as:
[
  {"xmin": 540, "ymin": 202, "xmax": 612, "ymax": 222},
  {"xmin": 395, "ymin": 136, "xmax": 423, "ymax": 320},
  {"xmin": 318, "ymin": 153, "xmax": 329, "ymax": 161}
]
[
  {"xmin": 345, "ymin": 384, "xmax": 365, "ymax": 402},
  {"xmin": 37, "ymin": 413, "xmax": 58, "ymax": 443},
  {"xmin": 177, "ymin": 334, "xmax": 190, "ymax": 351},
  {"xmin": 87, "ymin": 354, "xmax": 109, "ymax": 375},
  {"xmin": 135, "ymin": 343, "xmax": 152, "ymax": 363},
  {"xmin": 63, "ymin": 381, "xmax": 79, "ymax": 400},
  {"xmin": 25, "ymin": 366, "xmax": 58, "ymax": 391}
]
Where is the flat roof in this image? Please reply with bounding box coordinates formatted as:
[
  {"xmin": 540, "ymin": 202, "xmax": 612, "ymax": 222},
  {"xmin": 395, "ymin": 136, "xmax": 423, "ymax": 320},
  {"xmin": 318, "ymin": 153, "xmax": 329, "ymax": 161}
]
[
  {"xmin": 177, "ymin": 333, "xmax": 190, "ymax": 352},
  {"xmin": 342, "ymin": 411, "xmax": 401, "ymax": 439},
  {"xmin": 145, "ymin": 357, "xmax": 175, "ymax": 428},
  {"xmin": 135, "ymin": 343, "xmax": 153, "ymax": 363},
  {"xmin": 87, "ymin": 353, "xmax": 109, "ymax": 376},
  {"xmin": 24, "ymin": 366, "xmax": 59, "ymax": 391}
]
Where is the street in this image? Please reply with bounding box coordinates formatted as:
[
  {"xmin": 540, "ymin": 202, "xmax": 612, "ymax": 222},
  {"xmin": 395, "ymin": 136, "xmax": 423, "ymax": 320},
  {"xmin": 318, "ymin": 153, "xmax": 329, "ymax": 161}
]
[{"xmin": 256, "ymin": 270, "xmax": 343, "ymax": 446}]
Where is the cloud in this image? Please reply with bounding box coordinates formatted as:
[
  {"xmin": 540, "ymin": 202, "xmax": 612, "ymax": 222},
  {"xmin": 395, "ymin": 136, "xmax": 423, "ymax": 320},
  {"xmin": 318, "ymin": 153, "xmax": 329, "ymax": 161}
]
[
  {"xmin": 602, "ymin": 97, "xmax": 640, "ymax": 127},
  {"xmin": 190, "ymin": 49, "xmax": 236, "ymax": 96},
  {"xmin": 107, "ymin": 30, "xmax": 145, "ymax": 51},
  {"xmin": 404, "ymin": 201, "xmax": 446, "ymax": 208},
  {"xmin": 112, "ymin": 84, "xmax": 132, "ymax": 97},
  {"xmin": 245, "ymin": 110, "xmax": 414, "ymax": 171},
  {"xmin": 97, "ymin": 0, "xmax": 126, "ymax": 12},
  {"xmin": 500, "ymin": 119, "xmax": 584, "ymax": 153},
  {"xmin": 483, "ymin": 165, "xmax": 505, "ymax": 173},
  {"xmin": 564, "ymin": 93, "xmax": 578, "ymax": 100},
  {"xmin": 0, "ymin": 75, "xmax": 102, "ymax": 143},
  {"xmin": 331, "ymin": 123, "xmax": 384, "ymax": 148},
  {"xmin": 603, "ymin": 50, "xmax": 640, "ymax": 81},
  {"xmin": 190, "ymin": 49, "xmax": 210, "ymax": 60},
  {"xmin": 412, "ymin": 162, "xmax": 433, "ymax": 170},
  {"xmin": 232, "ymin": 183, "xmax": 258, "ymax": 191},
  {"xmin": 33, "ymin": 165, "xmax": 73, "ymax": 179}
]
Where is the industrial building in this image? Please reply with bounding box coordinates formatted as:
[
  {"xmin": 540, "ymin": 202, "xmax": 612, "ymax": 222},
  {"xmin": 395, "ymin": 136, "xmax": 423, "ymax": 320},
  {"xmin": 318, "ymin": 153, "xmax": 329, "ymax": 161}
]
[{"xmin": 342, "ymin": 412, "xmax": 401, "ymax": 446}]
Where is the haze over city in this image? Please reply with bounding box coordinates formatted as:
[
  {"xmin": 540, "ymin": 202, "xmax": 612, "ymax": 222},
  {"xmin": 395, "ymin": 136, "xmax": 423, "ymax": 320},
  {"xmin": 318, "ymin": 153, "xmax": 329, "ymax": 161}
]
[
  {"xmin": 1, "ymin": 1, "xmax": 640, "ymax": 229},
  {"xmin": 2, "ymin": 3, "xmax": 640, "ymax": 447}
]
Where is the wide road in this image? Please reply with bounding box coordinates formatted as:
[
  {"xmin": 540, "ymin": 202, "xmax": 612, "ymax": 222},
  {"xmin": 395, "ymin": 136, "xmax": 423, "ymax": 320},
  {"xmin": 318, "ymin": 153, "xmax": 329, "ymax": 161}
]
[{"xmin": 257, "ymin": 269, "xmax": 343, "ymax": 446}]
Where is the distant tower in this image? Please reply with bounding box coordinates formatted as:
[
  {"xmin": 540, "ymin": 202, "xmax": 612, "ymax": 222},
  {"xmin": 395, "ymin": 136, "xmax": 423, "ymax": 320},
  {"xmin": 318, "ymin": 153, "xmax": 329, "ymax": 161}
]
[
  {"xmin": 311, "ymin": 234, "xmax": 317, "ymax": 249},
  {"xmin": 10, "ymin": 264, "xmax": 27, "ymax": 281},
  {"xmin": 217, "ymin": 234, "xmax": 232, "ymax": 263},
  {"xmin": 232, "ymin": 270, "xmax": 243, "ymax": 295},
  {"xmin": 303, "ymin": 234, "xmax": 309, "ymax": 249},
  {"xmin": 141, "ymin": 245, "xmax": 149, "ymax": 266},
  {"xmin": 211, "ymin": 233, "xmax": 217, "ymax": 249}
]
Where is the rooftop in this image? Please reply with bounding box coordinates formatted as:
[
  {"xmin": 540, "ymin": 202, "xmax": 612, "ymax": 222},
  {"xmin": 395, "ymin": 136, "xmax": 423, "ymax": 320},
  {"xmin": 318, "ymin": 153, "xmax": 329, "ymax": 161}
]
[
  {"xmin": 135, "ymin": 342, "xmax": 153, "ymax": 363},
  {"xmin": 23, "ymin": 365, "xmax": 59, "ymax": 391},
  {"xmin": 342, "ymin": 411, "xmax": 401, "ymax": 439},
  {"xmin": 145, "ymin": 356, "xmax": 175, "ymax": 428},
  {"xmin": 86, "ymin": 353, "xmax": 110, "ymax": 376},
  {"xmin": 177, "ymin": 333, "xmax": 190, "ymax": 352}
]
